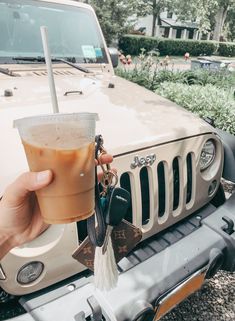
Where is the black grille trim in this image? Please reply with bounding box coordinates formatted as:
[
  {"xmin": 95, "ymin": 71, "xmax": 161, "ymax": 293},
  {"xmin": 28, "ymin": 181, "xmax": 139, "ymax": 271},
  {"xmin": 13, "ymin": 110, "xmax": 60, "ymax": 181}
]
[
  {"xmin": 186, "ymin": 153, "xmax": 193, "ymax": 204},
  {"xmin": 157, "ymin": 161, "xmax": 166, "ymax": 218}
]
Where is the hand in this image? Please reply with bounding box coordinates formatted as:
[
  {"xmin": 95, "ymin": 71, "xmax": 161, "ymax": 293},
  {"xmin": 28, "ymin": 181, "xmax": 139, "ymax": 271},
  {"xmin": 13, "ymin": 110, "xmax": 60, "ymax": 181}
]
[
  {"xmin": 0, "ymin": 170, "xmax": 53, "ymax": 254},
  {"xmin": 0, "ymin": 154, "xmax": 113, "ymax": 258}
]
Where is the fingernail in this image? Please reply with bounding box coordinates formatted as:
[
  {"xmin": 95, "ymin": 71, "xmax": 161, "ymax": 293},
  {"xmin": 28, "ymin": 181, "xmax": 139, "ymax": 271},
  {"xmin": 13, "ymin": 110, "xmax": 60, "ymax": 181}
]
[{"xmin": 36, "ymin": 170, "xmax": 50, "ymax": 183}]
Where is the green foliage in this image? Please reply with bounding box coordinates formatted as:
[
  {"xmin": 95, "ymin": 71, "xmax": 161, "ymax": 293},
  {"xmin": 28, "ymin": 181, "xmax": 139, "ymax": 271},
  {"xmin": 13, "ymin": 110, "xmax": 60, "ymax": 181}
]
[
  {"xmin": 87, "ymin": 0, "xmax": 235, "ymax": 44},
  {"xmin": 88, "ymin": 0, "xmax": 144, "ymax": 45},
  {"xmin": 174, "ymin": 0, "xmax": 220, "ymax": 33},
  {"xmin": 116, "ymin": 51, "xmax": 161, "ymax": 91},
  {"xmin": 116, "ymin": 59, "xmax": 235, "ymax": 91},
  {"xmin": 116, "ymin": 51, "xmax": 235, "ymax": 134},
  {"xmin": 177, "ymin": 68, "xmax": 235, "ymax": 88},
  {"xmin": 118, "ymin": 35, "xmax": 160, "ymax": 56},
  {"xmin": 156, "ymin": 82, "xmax": 235, "ymax": 134},
  {"xmin": 218, "ymin": 42, "xmax": 235, "ymax": 56},
  {"xmin": 118, "ymin": 35, "xmax": 219, "ymax": 56},
  {"xmin": 174, "ymin": 0, "xmax": 235, "ymax": 40},
  {"xmin": 158, "ymin": 39, "xmax": 218, "ymax": 56},
  {"xmin": 140, "ymin": 0, "xmax": 175, "ymax": 36},
  {"xmin": 226, "ymin": 6, "xmax": 235, "ymax": 41}
]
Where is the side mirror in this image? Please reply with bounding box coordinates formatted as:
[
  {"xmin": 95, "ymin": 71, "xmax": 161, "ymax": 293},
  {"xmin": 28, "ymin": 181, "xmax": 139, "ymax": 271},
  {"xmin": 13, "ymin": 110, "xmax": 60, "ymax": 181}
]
[{"xmin": 108, "ymin": 47, "xmax": 119, "ymax": 68}]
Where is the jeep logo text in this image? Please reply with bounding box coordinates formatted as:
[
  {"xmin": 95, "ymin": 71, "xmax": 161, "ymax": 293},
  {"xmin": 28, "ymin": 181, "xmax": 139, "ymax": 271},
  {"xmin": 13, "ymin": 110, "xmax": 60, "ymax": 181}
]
[{"xmin": 130, "ymin": 154, "xmax": 156, "ymax": 169}]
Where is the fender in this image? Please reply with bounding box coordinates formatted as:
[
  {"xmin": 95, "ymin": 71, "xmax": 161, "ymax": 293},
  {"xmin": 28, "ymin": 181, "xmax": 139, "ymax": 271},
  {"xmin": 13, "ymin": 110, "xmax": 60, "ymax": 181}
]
[{"xmin": 216, "ymin": 128, "xmax": 235, "ymax": 183}]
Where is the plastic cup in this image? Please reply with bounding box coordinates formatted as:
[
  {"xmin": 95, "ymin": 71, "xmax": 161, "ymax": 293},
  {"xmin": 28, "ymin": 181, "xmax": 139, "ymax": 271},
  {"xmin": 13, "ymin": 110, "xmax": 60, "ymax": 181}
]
[{"xmin": 14, "ymin": 113, "xmax": 98, "ymax": 224}]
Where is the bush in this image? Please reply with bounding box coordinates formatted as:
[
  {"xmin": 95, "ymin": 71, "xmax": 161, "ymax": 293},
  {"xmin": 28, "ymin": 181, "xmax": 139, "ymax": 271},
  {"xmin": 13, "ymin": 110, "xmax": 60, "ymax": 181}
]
[
  {"xmin": 218, "ymin": 42, "xmax": 235, "ymax": 57},
  {"xmin": 178, "ymin": 69, "xmax": 235, "ymax": 88},
  {"xmin": 118, "ymin": 35, "xmax": 219, "ymax": 56},
  {"xmin": 116, "ymin": 53, "xmax": 235, "ymax": 91},
  {"xmin": 156, "ymin": 83, "xmax": 235, "ymax": 134},
  {"xmin": 118, "ymin": 35, "xmax": 160, "ymax": 56},
  {"xmin": 158, "ymin": 39, "xmax": 218, "ymax": 56},
  {"xmin": 116, "ymin": 52, "xmax": 235, "ymax": 135}
]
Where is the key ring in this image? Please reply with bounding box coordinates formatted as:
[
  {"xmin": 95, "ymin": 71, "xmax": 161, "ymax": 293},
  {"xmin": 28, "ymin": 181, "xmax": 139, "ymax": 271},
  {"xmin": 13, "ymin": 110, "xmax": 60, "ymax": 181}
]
[{"xmin": 98, "ymin": 153, "xmax": 118, "ymax": 190}]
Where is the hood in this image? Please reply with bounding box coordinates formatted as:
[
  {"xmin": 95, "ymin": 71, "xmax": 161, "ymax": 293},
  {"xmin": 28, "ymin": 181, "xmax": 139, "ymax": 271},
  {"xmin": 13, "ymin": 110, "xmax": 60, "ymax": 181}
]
[{"xmin": 0, "ymin": 66, "xmax": 213, "ymax": 192}]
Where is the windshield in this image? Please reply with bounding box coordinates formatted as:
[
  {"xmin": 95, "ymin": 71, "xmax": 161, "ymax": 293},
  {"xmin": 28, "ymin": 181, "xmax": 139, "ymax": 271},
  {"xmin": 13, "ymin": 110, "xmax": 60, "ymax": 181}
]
[{"xmin": 0, "ymin": 0, "xmax": 108, "ymax": 64}]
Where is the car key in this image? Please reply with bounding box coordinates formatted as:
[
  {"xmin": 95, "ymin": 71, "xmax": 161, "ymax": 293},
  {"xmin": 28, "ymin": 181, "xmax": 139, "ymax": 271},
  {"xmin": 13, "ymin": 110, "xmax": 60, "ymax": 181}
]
[{"xmin": 102, "ymin": 187, "xmax": 131, "ymax": 254}]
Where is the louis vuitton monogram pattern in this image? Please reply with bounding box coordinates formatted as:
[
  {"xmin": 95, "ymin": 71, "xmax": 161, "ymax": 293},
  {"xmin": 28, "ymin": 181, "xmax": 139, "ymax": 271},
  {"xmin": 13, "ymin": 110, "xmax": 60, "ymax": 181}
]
[
  {"xmin": 117, "ymin": 245, "xmax": 128, "ymax": 254},
  {"xmin": 113, "ymin": 229, "xmax": 126, "ymax": 240},
  {"xmin": 72, "ymin": 219, "xmax": 142, "ymax": 272}
]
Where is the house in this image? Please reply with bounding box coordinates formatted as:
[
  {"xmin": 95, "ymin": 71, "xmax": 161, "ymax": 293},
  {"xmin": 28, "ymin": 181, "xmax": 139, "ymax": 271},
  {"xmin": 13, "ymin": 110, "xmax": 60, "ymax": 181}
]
[{"xmin": 135, "ymin": 11, "xmax": 211, "ymax": 40}]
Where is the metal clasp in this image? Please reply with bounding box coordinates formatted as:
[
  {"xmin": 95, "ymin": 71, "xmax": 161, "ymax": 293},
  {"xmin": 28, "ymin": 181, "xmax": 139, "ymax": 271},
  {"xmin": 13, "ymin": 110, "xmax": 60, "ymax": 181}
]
[{"xmin": 98, "ymin": 152, "xmax": 118, "ymax": 192}]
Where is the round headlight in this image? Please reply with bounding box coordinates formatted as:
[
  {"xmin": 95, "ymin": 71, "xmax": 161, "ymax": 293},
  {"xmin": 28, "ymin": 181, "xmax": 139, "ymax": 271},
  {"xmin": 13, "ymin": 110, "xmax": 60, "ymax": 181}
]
[
  {"xmin": 17, "ymin": 261, "xmax": 44, "ymax": 285},
  {"xmin": 200, "ymin": 140, "xmax": 216, "ymax": 171}
]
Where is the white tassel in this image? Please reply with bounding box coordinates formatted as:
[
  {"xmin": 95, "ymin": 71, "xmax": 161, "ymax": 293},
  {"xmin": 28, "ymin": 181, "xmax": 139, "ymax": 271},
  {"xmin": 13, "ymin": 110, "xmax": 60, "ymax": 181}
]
[{"xmin": 94, "ymin": 236, "xmax": 118, "ymax": 291}]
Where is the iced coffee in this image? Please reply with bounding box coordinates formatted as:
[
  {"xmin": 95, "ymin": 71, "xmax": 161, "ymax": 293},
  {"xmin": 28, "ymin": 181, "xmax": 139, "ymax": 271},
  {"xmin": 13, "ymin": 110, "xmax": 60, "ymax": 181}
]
[{"xmin": 14, "ymin": 113, "xmax": 98, "ymax": 224}]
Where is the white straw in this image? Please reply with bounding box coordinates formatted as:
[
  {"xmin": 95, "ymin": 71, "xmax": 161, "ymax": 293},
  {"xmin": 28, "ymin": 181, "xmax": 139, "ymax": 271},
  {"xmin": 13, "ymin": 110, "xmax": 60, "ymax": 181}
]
[{"xmin": 40, "ymin": 26, "xmax": 59, "ymax": 114}]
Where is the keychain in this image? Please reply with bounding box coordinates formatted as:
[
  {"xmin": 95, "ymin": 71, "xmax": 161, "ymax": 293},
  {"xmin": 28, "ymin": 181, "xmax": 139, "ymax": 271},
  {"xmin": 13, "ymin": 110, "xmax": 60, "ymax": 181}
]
[
  {"xmin": 95, "ymin": 158, "xmax": 130, "ymax": 291},
  {"xmin": 87, "ymin": 135, "xmax": 130, "ymax": 291}
]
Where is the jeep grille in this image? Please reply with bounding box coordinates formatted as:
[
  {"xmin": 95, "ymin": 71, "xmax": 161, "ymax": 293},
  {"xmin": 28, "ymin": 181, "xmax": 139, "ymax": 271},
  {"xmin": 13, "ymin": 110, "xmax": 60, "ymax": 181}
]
[
  {"xmin": 77, "ymin": 135, "xmax": 222, "ymax": 242},
  {"xmin": 120, "ymin": 152, "xmax": 193, "ymax": 225},
  {"xmin": 116, "ymin": 135, "xmax": 223, "ymax": 240}
]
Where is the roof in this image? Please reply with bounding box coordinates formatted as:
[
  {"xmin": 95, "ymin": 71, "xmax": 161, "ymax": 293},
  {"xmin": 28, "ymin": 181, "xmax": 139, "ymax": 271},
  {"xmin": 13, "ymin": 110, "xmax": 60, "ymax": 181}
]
[{"xmin": 160, "ymin": 18, "xmax": 199, "ymax": 29}]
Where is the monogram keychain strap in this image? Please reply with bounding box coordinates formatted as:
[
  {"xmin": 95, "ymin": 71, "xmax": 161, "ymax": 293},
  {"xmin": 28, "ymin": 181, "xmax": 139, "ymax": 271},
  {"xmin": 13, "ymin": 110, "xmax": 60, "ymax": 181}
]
[
  {"xmin": 87, "ymin": 135, "xmax": 117, "ymax": 247},
  {"xmin": 72, "ymin": 219, "xmax": 143, "ymax": 272},
  {"xmin": 87, "ymin": 135, "xmax": 105, "ymax": 247}
]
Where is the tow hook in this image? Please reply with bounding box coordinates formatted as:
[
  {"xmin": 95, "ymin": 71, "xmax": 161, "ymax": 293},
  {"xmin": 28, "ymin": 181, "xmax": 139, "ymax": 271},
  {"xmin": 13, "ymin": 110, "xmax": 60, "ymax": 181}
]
[
  {"xmin": 222, "ymin": 216, "xmax": 234, "ymax": 235},
  {"xmin": 206, "ymin": 248, "xmax": 224, "ymax": 279}
]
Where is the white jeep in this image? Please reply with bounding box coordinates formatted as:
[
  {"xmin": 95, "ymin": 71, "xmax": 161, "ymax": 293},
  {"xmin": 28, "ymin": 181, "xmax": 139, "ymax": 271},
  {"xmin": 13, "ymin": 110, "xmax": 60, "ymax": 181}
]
[{"xmin": 1, "ymin": 1, "xmax": 235, "ymax": 321}]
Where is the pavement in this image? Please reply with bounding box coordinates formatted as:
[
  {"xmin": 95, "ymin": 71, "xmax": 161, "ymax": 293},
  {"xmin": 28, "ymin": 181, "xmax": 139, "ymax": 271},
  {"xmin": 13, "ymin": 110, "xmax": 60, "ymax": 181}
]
[
  {"xmin": 160, "ymin": 56, "xmax": 235, "ymax": 71},
  {"xmin": 167, "ymin": 59, "xmax": 191, "ymax": 71},
  {"xmin": 124, "ymin": 56, "xmax": 235, "ymax": 72}
]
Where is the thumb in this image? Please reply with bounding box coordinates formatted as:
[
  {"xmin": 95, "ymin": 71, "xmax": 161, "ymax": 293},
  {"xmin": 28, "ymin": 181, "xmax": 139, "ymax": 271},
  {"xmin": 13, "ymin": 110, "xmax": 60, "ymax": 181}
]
[{"xmin": 3, "ymin": 170, "xmax": 53, "ymax": 206}]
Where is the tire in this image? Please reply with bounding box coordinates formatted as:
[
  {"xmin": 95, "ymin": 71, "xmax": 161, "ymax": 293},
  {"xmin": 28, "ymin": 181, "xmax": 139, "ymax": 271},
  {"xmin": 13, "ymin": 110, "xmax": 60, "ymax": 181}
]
[{"xmin": 210, "ymin": 183, "xmax": 226, "ymax": 208}]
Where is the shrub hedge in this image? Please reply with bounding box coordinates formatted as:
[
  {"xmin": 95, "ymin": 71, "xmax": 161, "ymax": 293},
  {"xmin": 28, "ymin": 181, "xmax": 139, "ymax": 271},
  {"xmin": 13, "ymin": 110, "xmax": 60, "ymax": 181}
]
[
  {"xmin": 158, "ymin": 39, "xmax": 218, "ymax": 56},
  {"xmin": 218, "ymin": 42, "xmax": 235, "ymax": 57},
  {"xmin": 118, "ymin": 35, "xmax": 235, "ymax": 57},
  {"xmin": 118, "ymin": 35, "xmax": 160, "ymax": 56}
]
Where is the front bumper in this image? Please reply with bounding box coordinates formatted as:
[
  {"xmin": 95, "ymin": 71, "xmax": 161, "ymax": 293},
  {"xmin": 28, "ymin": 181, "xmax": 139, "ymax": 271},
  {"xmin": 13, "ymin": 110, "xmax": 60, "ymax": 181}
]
[{"xmin": 6, "ymin": 193, "xmax": 235, "ymax": 321}]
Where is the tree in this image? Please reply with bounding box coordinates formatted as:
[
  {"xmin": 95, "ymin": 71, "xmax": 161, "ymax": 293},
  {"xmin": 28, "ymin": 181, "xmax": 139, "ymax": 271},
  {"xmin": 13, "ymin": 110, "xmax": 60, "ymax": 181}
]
[
  {"xmin": 86, "ymin": 0, "xmax": 148, "ymax": 45},
  {"xmin": 212, "ymin": 0, "xmax": 235, "ymax": 41},
  {"xmin": 174, "ymin": 0, "xmax": 235, "ymax": 41},
  {"xmin": 81, "ymin": 0, "xmax": 235, "ymax": 43},
  {"xmin": 141, "ymin": 0, "xmax": 173, "ymax": 37},
  {"xmin": 225, "ymin": 5, "xmax": 235, "ymax": 41}
]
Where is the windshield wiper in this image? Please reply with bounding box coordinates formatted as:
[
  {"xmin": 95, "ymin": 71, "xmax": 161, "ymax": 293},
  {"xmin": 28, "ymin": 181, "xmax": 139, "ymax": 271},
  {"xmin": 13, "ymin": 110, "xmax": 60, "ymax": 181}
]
[
  {"xmin": 0, "ymin": 66, "xmax": 19, "ymax": 77},
  {"xmin": 55, "ymin": 58, "xmax": 91, "ymax": 74},
  {"xmin": 12, "ymin": 56, "xmax": 91, "ymax": 73}
]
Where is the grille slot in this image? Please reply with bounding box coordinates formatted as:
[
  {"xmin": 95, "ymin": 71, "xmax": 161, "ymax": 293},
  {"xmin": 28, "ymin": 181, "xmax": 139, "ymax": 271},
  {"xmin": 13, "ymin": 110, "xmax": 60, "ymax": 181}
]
[
  {"xmin": 173, "ymin": 157, "xmax": 180, "ymax": 210},
  {"xmin": 186, "ymin": 153, "xmax": 193, "ymax": 204},
  {"xmin": 140, "ymin": 167, "xmax": 150, "ymax": 225},
  {"xmin": 120, "ymin": 172, "xmax": 133, "ymax": 224},
  {"xmin": 157, "ymin": 161, "xmax": 166, "ymax": 218}
]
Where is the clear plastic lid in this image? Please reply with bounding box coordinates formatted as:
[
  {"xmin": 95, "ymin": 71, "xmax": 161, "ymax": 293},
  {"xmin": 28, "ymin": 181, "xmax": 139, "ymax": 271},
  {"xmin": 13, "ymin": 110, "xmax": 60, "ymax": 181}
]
[
  {"xmin": 14, "ymin": 112, "xmax": 98, "ymax": 149},
  {"xmin": 14, "ymin": 112, "xmax": 99, "ymax": 128}
]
